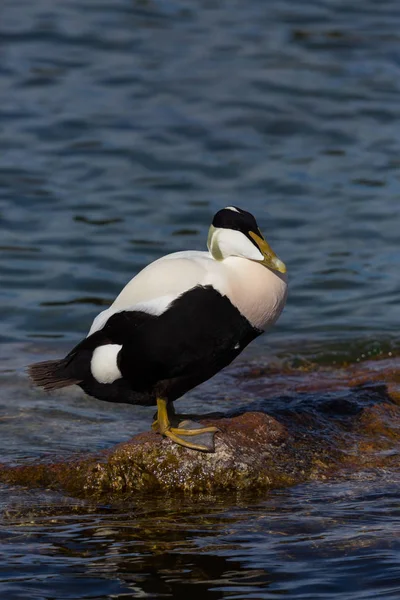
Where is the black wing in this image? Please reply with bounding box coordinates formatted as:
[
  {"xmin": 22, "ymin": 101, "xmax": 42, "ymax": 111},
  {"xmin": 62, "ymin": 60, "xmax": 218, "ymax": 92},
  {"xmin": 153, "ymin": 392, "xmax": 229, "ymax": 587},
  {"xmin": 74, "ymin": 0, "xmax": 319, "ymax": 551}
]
[
  {"xmin": 114, "ymin": 285, "xmax": 261, "ymax": 388},
  {"xmin": 62, "ymin": 285, "xmax": 260, "ymax": 393}
]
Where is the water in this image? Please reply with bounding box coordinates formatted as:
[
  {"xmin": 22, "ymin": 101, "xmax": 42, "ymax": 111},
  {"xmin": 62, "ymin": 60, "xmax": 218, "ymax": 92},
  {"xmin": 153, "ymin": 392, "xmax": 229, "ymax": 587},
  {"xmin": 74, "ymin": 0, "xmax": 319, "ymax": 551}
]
[
  {"xmin": 2, "ymin": 478, "xmax": 400, "ymax": 599},
  {"xmin": 1, "ymin": 0, "xmax": 400, "ymax": 597}
]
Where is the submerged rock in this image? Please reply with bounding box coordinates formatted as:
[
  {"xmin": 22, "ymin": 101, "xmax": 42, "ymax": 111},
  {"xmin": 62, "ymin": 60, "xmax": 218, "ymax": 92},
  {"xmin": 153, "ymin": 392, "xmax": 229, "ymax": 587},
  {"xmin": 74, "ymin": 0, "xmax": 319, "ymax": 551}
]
[{"xmin": 1, "ymin": 357, "xmax": 400, "ymax": 499}]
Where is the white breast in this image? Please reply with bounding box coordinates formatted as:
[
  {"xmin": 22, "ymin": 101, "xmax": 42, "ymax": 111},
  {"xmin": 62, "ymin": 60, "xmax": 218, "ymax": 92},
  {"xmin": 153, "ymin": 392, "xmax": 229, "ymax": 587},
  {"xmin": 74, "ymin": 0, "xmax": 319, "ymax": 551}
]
[{"xmin": 223, "ymin": 256, "xmax": 288, "ymax": 330}]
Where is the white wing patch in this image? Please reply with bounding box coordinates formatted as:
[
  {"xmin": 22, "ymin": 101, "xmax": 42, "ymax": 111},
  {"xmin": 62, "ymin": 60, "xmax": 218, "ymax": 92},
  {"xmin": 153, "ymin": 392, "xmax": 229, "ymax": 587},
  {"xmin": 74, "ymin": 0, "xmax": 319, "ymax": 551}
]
[
  {"xmin": 91, "ymin": 344, "xmax": 123, "ymax": 384},
  {"xmin": 88, "ymin": 307, "xmax": 114, "ymax": 336},
  {"xmin": 128, "ymin": 294, "xmax": 175, "ymax": 317},
  {"xmin": 88, "ymin": 295, "xmax": 176, "ymax": 336},
  {"xmin": 225, "ymin": 206, "xmax": 240, "ymax": 213}
]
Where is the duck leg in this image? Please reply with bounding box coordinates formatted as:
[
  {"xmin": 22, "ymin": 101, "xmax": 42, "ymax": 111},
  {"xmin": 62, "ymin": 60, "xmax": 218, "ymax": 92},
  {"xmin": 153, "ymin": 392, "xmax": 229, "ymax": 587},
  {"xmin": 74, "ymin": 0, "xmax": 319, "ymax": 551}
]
[{"xmin": 152, "ymin": 398, "xmax": 218, "ymax": 452}]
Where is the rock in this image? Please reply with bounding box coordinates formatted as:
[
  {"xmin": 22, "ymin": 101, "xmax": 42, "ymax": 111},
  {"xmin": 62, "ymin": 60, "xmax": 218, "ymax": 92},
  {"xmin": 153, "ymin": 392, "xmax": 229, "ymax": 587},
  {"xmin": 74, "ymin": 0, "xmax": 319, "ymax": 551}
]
[
  {"xmin": 1, "ymin": 357, "xmax": 400, "ymax": 499},
  {"xmin": 0, "ymin": 412, "xmax": 294, "ymax": 497}
]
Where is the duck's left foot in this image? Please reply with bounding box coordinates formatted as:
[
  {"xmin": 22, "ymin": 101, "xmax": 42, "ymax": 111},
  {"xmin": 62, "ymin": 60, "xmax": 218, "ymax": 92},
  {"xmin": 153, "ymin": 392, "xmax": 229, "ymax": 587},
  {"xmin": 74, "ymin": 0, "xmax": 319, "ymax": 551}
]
[{"xmin": 152, "ymin": 398, "xmax": 218, "ymax": 452}]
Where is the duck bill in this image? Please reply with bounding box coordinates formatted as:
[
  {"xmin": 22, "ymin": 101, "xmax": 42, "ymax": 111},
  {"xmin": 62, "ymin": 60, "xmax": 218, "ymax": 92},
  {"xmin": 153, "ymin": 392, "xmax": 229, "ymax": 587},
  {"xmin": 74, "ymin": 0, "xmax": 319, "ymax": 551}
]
[{"xmin": 248, "ymin": 231, "xmax": 287, "ymax": 274}]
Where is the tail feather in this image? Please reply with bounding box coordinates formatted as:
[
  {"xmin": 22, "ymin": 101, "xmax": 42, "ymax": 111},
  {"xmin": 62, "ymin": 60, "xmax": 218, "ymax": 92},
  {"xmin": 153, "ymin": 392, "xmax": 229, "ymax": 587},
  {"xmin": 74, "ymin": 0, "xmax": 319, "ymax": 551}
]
[{"xmin": 28, "ymin": 359, "xmax": 81, "ymax": 391}]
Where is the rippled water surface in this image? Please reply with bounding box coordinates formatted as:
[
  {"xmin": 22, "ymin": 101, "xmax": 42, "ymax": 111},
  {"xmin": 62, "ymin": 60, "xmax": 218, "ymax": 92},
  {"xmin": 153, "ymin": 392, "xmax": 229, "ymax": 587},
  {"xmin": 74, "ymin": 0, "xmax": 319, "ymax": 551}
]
[
  {"xmin": 1, "ymin": 0, "xmax": 400, "ymax": 351},
  {"xmin": 1, "ymin": 0, "xmax": 400, "ymax": 598},
  {"xmin": 1, "ymin": 477, "xmax": 400, "ymax": 600}
]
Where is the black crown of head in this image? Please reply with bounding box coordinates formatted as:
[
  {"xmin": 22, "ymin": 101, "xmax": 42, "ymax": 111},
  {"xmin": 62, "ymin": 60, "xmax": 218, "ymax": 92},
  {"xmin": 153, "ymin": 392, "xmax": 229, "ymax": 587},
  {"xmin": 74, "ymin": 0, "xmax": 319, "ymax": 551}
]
[{"xmin": 212, "ymin": 207, "xmax": 259, "ymax": 234}]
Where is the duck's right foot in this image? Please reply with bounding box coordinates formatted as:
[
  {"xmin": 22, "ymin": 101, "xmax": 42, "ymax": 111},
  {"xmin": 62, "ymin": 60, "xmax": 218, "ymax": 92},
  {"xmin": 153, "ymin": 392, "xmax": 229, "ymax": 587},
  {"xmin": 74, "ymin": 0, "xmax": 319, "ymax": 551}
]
[{"xmin": 151, "ymin": 399, "xmax": 218, "ymax": 452}]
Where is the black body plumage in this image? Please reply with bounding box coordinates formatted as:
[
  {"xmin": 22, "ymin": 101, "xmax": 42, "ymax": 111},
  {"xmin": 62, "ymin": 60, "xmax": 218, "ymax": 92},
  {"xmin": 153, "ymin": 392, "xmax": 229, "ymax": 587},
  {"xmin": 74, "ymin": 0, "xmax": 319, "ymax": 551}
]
[{"xmin": 29, "ymin": 285, "xmax": 261, "ymax": 407}]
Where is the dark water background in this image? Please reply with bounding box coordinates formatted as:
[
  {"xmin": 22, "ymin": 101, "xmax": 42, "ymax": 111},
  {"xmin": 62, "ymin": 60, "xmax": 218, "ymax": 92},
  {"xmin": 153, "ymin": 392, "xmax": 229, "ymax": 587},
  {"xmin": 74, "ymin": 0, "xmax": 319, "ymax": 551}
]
[{"xmin": 1, "ymin": 0, "xmax": 400, "ymax": 598}]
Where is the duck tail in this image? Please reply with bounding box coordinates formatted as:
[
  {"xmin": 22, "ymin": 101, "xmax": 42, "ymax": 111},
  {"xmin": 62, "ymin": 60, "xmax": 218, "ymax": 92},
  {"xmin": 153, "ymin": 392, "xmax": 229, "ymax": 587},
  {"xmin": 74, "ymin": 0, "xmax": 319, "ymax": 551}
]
[{"xmin": 28, "ymin": 358, "xmax": 81, "ymax": 391}]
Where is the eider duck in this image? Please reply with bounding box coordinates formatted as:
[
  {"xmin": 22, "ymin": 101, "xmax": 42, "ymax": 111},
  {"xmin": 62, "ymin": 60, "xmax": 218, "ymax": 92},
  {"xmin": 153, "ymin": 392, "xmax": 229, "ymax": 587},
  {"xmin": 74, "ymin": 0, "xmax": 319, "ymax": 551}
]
[{"xmin": 29, "ymin": 207, "xmax": 287, "ymax": 452}]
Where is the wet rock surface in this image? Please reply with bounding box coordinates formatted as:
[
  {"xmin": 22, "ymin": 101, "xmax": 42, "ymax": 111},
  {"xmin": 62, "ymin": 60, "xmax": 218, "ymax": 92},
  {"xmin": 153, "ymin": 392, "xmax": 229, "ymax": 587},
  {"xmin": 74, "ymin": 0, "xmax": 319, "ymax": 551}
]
[{"xmin": 1, "ymin": 357, "xmax": 399, "ymax": 499}]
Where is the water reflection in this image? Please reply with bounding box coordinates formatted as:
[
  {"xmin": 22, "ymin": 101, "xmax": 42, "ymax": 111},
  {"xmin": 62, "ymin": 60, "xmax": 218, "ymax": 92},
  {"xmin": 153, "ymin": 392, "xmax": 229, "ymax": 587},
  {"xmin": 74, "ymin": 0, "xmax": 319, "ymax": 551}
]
[{"xmin": 1, "ymin": 477, "xmax": 400, "ymax": 599}]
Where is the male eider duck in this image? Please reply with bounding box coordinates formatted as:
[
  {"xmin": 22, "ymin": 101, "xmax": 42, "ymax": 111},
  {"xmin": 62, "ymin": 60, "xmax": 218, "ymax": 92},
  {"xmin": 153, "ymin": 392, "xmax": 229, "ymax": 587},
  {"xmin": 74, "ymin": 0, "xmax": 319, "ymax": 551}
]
[{"xmin": 29, "ymin": 207, "xmax": 287, "ymax": 452}]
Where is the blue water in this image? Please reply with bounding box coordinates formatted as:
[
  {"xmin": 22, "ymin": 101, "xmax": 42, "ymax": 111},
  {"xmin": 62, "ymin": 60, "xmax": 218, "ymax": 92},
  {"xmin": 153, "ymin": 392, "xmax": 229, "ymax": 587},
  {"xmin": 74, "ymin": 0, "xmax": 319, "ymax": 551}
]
[
  {"xmin": 1, "ymin": 0, "xmax": 400, "ymax": 597},
  {"xmin": 1, "ymin": 0, "xmax": 400, "ymax": 351},
  {"xmin": 1, "ymin": 477, "xmax": 400, "ymax": 600}
]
